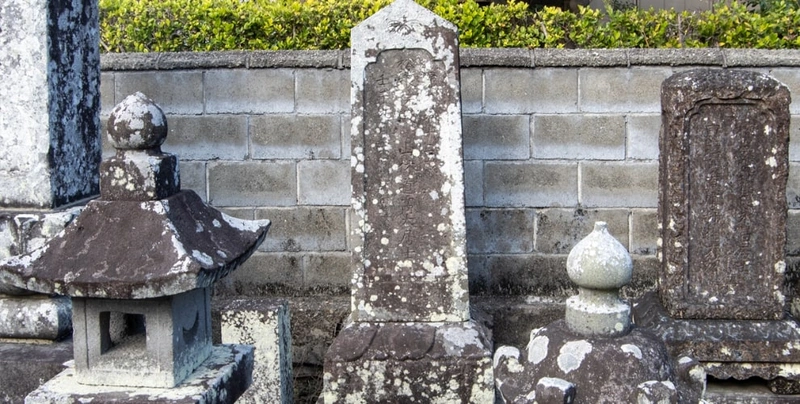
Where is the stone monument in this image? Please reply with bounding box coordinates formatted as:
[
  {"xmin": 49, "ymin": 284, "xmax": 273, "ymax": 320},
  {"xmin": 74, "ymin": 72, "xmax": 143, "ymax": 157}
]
[
  {"xmin": 321, "ymin": 0, "xmax": 494, "ymax": 401},
  {"xmin": 0, "ymin": 0, "xmax": 101, "ymax": 399},
  {"xmin": 633, "ymin": 69, "xmax": 800, "ymax": 393},
  {"xmin": 0, "ymin": 93, "xmax": 269, "ymax": 403},
  {"xmin": 494, "ymin": 222, "xmax": 705, "ymax": 403}
]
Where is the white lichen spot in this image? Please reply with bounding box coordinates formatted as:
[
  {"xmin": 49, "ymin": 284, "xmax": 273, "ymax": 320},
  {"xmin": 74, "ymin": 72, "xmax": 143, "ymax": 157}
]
[
  {"xmin": 493, "ymin": 346, "xmax": 520, "ymax": 369},
  {"xmin": 191, "ymin": 250, "xmax": 214, "ymax": 266},
  {"xmin": 381, "ymin": 237, "xmax": 389, "ymax": 245},
  {"xmin": 557, "ymin": 340, "xmax": 592, "ymax": 374},
  {"xmin": 526, "ymin": 335, "xmax": 549, "ymax": 365},
  {"xmin": 766, "ymin": 156, "xmax": 778, "ymax": 167},
  {"xmin": 776, "ymin": 261, "xmax": 786, "ymax": 274},
  {"xmin": 621, "ymin": 344, "xmax": 643, "ymax": 359}
]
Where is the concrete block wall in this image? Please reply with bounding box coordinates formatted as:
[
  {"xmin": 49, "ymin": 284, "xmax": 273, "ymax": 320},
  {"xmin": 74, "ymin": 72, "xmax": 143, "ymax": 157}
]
[{"xmin": 100, "ymin": 49, "xmax": 800, "ymax": 303}]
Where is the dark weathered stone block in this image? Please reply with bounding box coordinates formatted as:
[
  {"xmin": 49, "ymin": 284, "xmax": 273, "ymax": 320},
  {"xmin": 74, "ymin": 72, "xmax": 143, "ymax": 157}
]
[{"xmin": 659, "ymin": 69, "xmax": 791, "ymax": 320}]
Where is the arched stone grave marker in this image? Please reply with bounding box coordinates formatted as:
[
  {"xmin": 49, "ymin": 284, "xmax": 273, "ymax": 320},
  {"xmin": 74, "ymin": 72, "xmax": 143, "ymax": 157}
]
[
  {"xmin": 321, "ymin": 0, "xmax": 494, "ymax": 401},
  {"xmin": 634, "ymin": 69, "xmax": 800, "ymax": 393}
]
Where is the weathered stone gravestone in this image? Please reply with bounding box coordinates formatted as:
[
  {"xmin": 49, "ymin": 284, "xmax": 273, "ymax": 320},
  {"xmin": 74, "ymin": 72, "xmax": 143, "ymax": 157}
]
[
  {"xmin": 321, "ymin": 0, "xmax": 493, "ymax": 401},
  {"xmin": 1, "ymin": 93, "xmax": 270, "ymax": 403},
  {"xmin": 0, "ymin": 0, "xmax": 101, "ymax": 399},
  {"xmin": 494, "ymin": 222, "xmax": 705, "ymax": 403},
  {"xmin": 634, "ymin": 69, "xmax": 800, "ymax": 392}
]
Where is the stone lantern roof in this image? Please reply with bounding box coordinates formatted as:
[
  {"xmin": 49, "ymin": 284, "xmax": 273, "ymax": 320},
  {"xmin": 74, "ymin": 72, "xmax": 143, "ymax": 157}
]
[{"xmin": 0, "ymin": 92, "xmax": 270, "ymax": 299}]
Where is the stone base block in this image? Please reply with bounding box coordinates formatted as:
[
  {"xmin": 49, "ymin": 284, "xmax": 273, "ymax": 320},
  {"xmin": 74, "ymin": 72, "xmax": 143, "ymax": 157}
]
[
  {"xmin": 634, "ymin": 292, "xmax": 800, "ymax": 383},
  {"xmin": 705, "ymin": 379, "xmax": 800, "ymax": 403},
  {"xmin": 218, "ymin": 298, "xmax": 293, "ymax": 404},
  {"xmin": 0, "ymin": 295, "xmax": 71, "ymax": 340},
  {"xmin": 322, "ymin": 320, "xmax": 494, "ymax": 403},
  {"xmin": 0, "ymin": 340, "xmax": 72, "ymax": 403},
  {"xmin": 25, "ymin": 344, "xmax": 253, "ymax": 404}
]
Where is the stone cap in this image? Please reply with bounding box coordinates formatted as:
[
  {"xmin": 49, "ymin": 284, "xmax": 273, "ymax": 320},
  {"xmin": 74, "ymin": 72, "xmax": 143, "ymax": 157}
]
[{"xmin": 0, "ymin": 191, "xmax": 269, "ymax": 299}]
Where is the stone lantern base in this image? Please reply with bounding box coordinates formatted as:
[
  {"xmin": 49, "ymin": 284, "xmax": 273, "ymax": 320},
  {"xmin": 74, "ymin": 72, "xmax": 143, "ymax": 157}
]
[{"xmin": 25, "ymin": 344, "xmax": 253, "ymax": 404}]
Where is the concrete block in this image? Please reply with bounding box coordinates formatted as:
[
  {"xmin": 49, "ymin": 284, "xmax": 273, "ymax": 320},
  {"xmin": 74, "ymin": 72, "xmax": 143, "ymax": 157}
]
[
  {"xmin": 298, "ymin": 160, "xmax": 350, "ymax": 206},
  {"xmin": 296, "ymin": 69, "xmax": 348, "ymax": 114},
  {"xmin": 179, "ymin": 161, "xmax": 207, "ymax": 202},
  {"xmin": 289, "ymin": 297, "xmax": 349, "ymax": 367},
  {"xmin": 535, "ymin": 208, "xmax": 629, "ymax": 254},
  {"xmin": 532, "ymin": 114, "xmax": 625, "ymax": 160},
  {"xmin": 251, "ymin": 115, "xmax": 341, "ymax": 160},
  {"xmin": 630, "ymin": 208, "xmax": 658, "ymax": 255},
  {"xmin": 464, "ymin": 160, "xmax": 484, "ymax": 207},
  {"xmin": 100, "ymin": 72, "xmax": 115, "ymax": 117},
  {"xmin": 219, "ymin": 207, "xmax": 254, "ymax": 220},
  {"xmin": 461, "ymin": 68, "xmax": 482, "ymax": 113},
  {"xmin": 208, "ymin": 161, "xmax": 296, "ymax": 207},
  {"xmin": 215, "ymin": 252, "xmax": 304, "ymax": 297},
  {"xmin": 463, "ymin": 114, "xmax": 530, "ymax": 160},
  {"xmin": 255, "ymin": 207, "xmax": 347, "ymax": 252},
  {"xmin": 163, "ymin": 115, "xmax": 248, "ymax": 160},
  {"xmin": 788, "ymin": 210, "xmax": 800, "ymax": 256},
  {"xmin": 790, "ymin": 116, "xmax": 800, "ymax": 162},
  {"xmin": 487, "ymin": 254, "xmax": 573, "ymax": 296},
  {"xmin": 0, "ymin": 340, "xmax": 72, "ymax": 404},
  {"xmin": 341, "ymin": 115, "xmax": 351, "ymax": 159},
  {"xmin": 472, "ymin": 296, "xmax": 564, "ymax": 348},
  {"xmin": 115, "ymin": 71, "xmax": 203, "ymax": 114},
  {"xmin": 790, "ymin": 163, "xmax": 800, "ymax": 208},
  {"xmin": 485, "ymin": 68, "xmax": 578, "ymax": 114},
  {"xmin": 466, "ymin": 208, "xmax": 535, "ymax": 254},
  {"xmin": 467, "ymin": 255, "xmax": 489, "ymax": 295},
  {"xmin": 220, "ymin": 299, "xmax": 293, "ymax": 404},
  {"xmin": 205, "ymin": 69, "xmax": 294, "ymax": 114},
  {"xmin": 304, "ymin": 253, "xmax": 352, "ymax": 292},
  {"xmin": 581, "ymin": 162, "xmax": 658, "ymax": 207},
  {"xmin": 627, "ymin": 114, "xmax": 661, "ymax": 160},
  {"xmin": 484, "ymin": 162, "xmax": 578, "ymax": 207},
  {"xmin": 624, "ymin": 256, "xmax": 659, "ymax": 299},
  {"xmin": 580, "ymin": 67, "xmax": 672, "ymax": 113}
]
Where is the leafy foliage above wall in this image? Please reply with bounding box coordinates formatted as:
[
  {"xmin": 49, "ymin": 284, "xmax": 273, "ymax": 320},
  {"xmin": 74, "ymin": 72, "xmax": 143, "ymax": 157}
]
[{"xmin": 99, "ymin": 0, "xmax": 800, "ymax": 52}]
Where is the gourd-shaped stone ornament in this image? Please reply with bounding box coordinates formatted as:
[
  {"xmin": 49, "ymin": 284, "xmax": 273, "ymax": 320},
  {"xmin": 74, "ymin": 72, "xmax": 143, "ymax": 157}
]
[{"xmin": 565, "ymin": 221, "xmax": 633, "ymax": 337}]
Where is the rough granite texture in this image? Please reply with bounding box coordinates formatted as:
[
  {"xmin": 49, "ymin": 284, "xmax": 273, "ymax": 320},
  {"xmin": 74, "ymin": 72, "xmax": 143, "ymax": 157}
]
[
  {"xmin": 658, "ymin": 69, "xmax": 791, "ymax": 320},
  {"xmin": 0, "ymin": 0, "xmax": 100, "ymax": 209},
  {"xmin": 220, "ymin": 298, "xmax": 293, "ymax": 404},
  {"xmin": 25, "ymin": 344, "xmax": 253, "ymax": 404},
  {"xmin": 0, "ymin": 340, "xmax": 72, "ymax": 403}
]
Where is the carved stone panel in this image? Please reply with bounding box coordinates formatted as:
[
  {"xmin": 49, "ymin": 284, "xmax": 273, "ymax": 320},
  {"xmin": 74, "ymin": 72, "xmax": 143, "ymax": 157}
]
[
  {"xmin": 349, "ymin": 0, "xmax": 468, "ymax": 323},
  {"xmin": 659, "ymin": 69, "xmax": 791, "ymax": 320}
]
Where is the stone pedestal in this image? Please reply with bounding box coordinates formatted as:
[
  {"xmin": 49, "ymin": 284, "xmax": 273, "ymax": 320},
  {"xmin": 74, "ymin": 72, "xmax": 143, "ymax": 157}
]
[
  {"xmin": 25, "ymin": 344, "xmax": 253, "ymax": 404},
  {"xmin": 494, "ymin": 223, "xmax": 704, "ymax": 403}
]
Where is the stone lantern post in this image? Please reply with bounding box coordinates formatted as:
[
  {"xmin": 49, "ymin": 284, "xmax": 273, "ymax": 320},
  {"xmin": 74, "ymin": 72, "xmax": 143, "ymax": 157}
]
[{"xmin": 0, "ymin": 93, "xmax": 270, "ymax": 403}]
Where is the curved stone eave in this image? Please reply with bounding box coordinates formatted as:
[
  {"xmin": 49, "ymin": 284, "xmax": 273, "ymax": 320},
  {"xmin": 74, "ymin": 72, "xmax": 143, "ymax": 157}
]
[{"xmin": 0, "ymin": 191, "xmax": 270, "ymax": 299}]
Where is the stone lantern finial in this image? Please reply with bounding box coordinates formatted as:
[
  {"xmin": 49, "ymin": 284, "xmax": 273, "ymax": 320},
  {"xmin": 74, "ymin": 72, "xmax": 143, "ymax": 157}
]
[
  {"xmin": 565, "ymin": 221, "xmax": 633, "ymax": 337},
  {"xmin": 100, "ymin": 92, "xmax": 179, "ymax": 201}
]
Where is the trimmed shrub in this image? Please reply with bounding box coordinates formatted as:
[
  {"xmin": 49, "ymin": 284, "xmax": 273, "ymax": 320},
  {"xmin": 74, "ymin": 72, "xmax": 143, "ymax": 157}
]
[{"xmin": 99, "ymin": 0, "xmax": 800, "ymax": 52}]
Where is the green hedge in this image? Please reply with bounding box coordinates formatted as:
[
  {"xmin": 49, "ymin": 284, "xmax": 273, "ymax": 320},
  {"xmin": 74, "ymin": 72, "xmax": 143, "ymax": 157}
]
[{"xmin": 99, "ymin": 0, "xmax": 800, "ymax": 52}]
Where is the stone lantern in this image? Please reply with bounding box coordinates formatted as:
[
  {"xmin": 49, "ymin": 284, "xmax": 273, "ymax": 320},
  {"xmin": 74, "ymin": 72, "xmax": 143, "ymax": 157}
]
[{"xmin": 0, "ymin": 93, "xmax": 270, "ymax": 402}]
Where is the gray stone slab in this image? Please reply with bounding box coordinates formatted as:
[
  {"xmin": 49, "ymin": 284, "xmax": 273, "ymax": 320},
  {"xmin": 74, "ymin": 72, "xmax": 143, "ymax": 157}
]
[
  {"xmin": 0, "ymin": 340, "xmax": 72, "ymax": 404},
  {"xmin": 348, "ymin": 0, "xmax": 469, "ymax": 323},
  {"xmin": 25, "ymin": 344, "xmax": 253, "ymax": 404},
  {"xmin": 220, "ymin": 299, "xmax": 292, "ymax": 404},
  {"xmin": 0, "ymin": 0, "xmax": 101, "ymax": 209},
  {"xmin": 0, "ymin": 296, "xmax": 71, "ymax": 340},
  {"xmin": 659, "ymin": 69, "xmax": 791, "ymax": 320}
]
